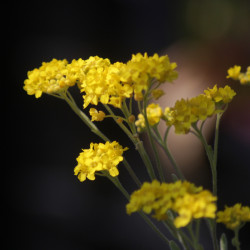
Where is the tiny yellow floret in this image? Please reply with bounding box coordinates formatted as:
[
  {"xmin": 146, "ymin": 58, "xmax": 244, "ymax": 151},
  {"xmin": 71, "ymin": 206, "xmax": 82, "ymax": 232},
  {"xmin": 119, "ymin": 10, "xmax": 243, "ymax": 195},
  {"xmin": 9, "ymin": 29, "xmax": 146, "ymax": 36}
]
[
  {"xmin": 226, "ymin": 65, "xmax": 250, "ymax": 85},
  {"xmin": 204, "ymin": 85, "xmax": 236, "ymax": 104},
  {"xmin": 227, "ymin": 65, "xmax": 241, "ymax": 80},
  {"xmin": 89, "ymin": 108, "xmax": 106, "ymax": 121},
  {"xmin": 217, "ymin": 203, "xmax": 250, "ymax": 230},
  {"xmin": 146, "ymin": 103, "xmax": 163, "ymax": 126}
]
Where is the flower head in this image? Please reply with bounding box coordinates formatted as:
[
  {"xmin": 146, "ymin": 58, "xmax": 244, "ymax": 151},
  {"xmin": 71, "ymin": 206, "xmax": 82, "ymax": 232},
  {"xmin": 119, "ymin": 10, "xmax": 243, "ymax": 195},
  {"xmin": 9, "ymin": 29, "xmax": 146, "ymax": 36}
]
[
  {"xmin": 135, "ymin": 103, "xmax": 163, "ymax": 132},
  {"xmin": 135, "ymin": 114, "xmax": 146, "ymax": 132},
  {"xmin": 166, "ymin": 95, "xmax": 215, "ymax": 134},
  {"xmin": 74, "ymin": 141, "xmax": 128, "ymax": 182},
  {"xmin": 204, "ymin": 85, "xmax": 236, "ymax": 104},
  {"xmin": 146, "ymin": 103, "xmax": 163, "ymax": 126},
  {"xmin": 217, "ymin": 203, "xmax": 250, "ymax": 230},
  {"xmin": 89, "ymin": 108, "xmax": 105, "ymax": 121},
  {"xmin": 126, "ymin": 180, "xmax": 216, "ymax": 228},
  {"xmin": 227, "ymin": 65, "xmax": 241, "ymax": 80},
  {"xmin": 23, "ymin": 59, "xmax": 75, "ymax": 98},
  {"xmin": 79, "ymin": 58, "xmax": 133, "ymax": 108},
  {"xmin": 239, "ymin": 66, "xmax": 250, "ymax": 85},
  {"xmin": 227, "ymin": 65, "xmax": 250, "ymax": 85},
  {"xmin": 120, "ymin": 53, "xmax": 178, "ymax": 98}
]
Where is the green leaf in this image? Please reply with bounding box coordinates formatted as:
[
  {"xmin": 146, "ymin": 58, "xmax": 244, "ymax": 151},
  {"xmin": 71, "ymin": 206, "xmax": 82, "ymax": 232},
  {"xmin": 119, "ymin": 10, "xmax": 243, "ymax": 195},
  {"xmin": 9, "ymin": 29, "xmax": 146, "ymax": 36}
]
[
  {"xmin": 219, "ymin": 233, "xmax": 228, "ymax": 250},
  {"xmin": 169, "ymin": 240, "xmax": 181, "ymax": 250}
]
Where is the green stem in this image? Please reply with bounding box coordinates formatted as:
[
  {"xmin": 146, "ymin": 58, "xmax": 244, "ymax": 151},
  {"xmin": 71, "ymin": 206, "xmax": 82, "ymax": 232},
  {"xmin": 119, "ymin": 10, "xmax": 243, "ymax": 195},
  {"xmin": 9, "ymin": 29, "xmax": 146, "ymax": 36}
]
[
  {"xmin": 104, "ymin": 104, "xmax": 156, "ymax": 180},
  {"xmin": 60, "ymin": 91, "xmax": 109, "ymax": 141},
  {"xmin": 138, "ymin": 212, "xmax": 171, "ymax": 246},
  {"xmin": 187, "ymin": 222, "xmax": 203, "ymax": 250},
  {"xmin": 142, "ymin": 103, "xmax": 165, "ymax": 182},
  {"xmin": 153, "ymin": 127, "xmax": 185, "ymax": 181},
  {"xmin": 162, "ymin": 220, "xmax": 191, "ymax": 250},
  {"xmin": 212, "ymin": 112, "xmax": 222, "ymax": 194},
  {"xmin": 106, "ymin": 175, "xmax": 171, "ymax": 246},
  {"xmin": 232, "ymin": 228, "xmax": 241, "ymax": 250},
  {"xmin": 122, "ymin": 158, "xmax": 142, "ymax": 187},
  {"xmin": 191, "ymin": 126, "xmax": 215, "ymax": 195}
]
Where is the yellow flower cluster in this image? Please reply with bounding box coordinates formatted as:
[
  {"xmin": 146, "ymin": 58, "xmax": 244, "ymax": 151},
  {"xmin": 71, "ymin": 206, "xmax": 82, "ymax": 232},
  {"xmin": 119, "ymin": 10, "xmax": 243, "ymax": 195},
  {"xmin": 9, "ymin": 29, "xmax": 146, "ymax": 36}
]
[
  {"xmin": 217, "ymin": 203, "xmax": 250, "ymax": 230},
  {"xmin": 23, "ymin": 59, "xmax": 75, "ymax": 98},
  {"xmin": 119, "ymin": 53, "xmax": 178, "ymax": 100},
  {"xmin": 24, "ymin": 54, "xmax": 178, "ymax": 108},
  {"xmin": 135, "ymin": 103, "xmax": 163, "ymax": 132},
  {"xmin": 164, "ymin": 95, "xmax": 215, "ymax": 134},
  {"xmin": 163, "ymin": 85, "xmax": 236, "ymax": 134},
  {"xmin": 227, "ymin": 65, "xmax": 250, "ymax": 85},
  {"xmin": 79, "ymin": 58, "xmax": 133, "ymax": 108},
  {"xmin": 204, "ymin": 85, "xmax": 236, "ymax": 104},
  {"xmin": 126, "ymin": 180, "xmax": 217, "ymax": 228},
  {"xmin": 74, "ymin": 141, "xmax": 128, "ymax": 182}
]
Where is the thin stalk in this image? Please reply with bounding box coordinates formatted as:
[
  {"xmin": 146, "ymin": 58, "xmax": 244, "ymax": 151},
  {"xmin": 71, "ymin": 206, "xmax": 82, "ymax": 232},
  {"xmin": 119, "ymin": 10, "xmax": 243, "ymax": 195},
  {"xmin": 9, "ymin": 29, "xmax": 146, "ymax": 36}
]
[
  {"xmin": 104, "ymin": 104, "xmax": 156, "ymax": 180},
  {"xmin": 138, "ymin": 212, "xmax": 171, "ymax": 246},
  {"xmin": 122, "ymin": 158, "xmax": 142, "ymax": 187},
  {"xmin": 106, "ymin": 175, "xmax": 171, "ymax": 246},
  {"xmin": 60, "ymin": 91, "xmax": 109, "ymax": 141},
  {"xmin": 142, "ymin": 93, "xmax": 165, "ymax": 181},
  {"xmin": 162, "ymin": 221, "xmax": 191, "ymax": 250},
  {"xmin": 153, "ymin": 127, "xmax": 185, "ymax": 181},
  {"xmin": 212, "ymin": 112, "xmax": 222, "ymax": 194},
  {"xmin": 186, "ymin": 223, "xmax": 203, "ymax": 250},
  {"xmin": 232, "ymin": 227, "xmax": 242, "ymax": 250},
  {"xmin": 191, "ymin": 126, "xmax": 215, "ymax": 194}
]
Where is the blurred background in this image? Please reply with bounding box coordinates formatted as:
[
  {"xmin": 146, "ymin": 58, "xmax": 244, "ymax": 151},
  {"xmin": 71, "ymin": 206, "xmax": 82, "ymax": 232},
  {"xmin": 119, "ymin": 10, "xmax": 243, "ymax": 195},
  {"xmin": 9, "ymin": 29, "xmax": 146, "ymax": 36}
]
[{"xmin": 6, "ymin": 0, "xmax": 250, "ymax": 249}]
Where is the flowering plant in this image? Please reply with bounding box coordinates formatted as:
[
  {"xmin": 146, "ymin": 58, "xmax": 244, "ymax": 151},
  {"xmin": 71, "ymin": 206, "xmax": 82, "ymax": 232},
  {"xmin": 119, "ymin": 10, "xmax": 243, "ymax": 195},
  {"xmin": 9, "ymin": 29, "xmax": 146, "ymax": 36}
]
[{"xmin": 24, "ymin": 53, "xmax": 250, "ymax": 250}]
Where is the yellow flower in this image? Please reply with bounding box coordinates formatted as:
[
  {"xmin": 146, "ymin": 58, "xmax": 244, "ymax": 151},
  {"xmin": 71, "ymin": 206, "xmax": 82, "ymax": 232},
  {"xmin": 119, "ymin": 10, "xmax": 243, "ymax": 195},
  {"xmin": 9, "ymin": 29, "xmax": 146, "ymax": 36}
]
[
  {"xmin": 163, "ymin": 107, "xmax": 174, "ymax": 124},
  {"xmin": 74, "ymin": 141, "xmax": 128, "ymax": 182},
  {"xmin": 239, "ymin": 66, "xmax": 250, "ymax": 85},
  {"xmin": 146, "ymin": 103, "xmax": 163, "ymax": 126},
  {"xmin": 204, "ymin": 85, "xmax": 236, "ymax": 104},
  {"xmin": 135, "ymin": 114, "xmax": 146, "ymax": 132},
  {"xmin": 126, "ymin": 180, "xmax": 216, "ymax": 228},
  {"xmin": 79, "ymin": 58, "xmax": 133, "ymax": 108},
  {"xmin": 227, "ymin": 65, "xmax": 241, "ymax": 80},
  {"xmin": 217, "ymin": 203, "xmax": 250, "ymax": 230},
  {"xmin": 227, "ymin": 65, "xmax": 250, "ymax": 85},
  {"xmin": 65, "ymin": 58, "xmax": 86, "ymax": 84},
  {"xmin": 189, "ymin": 94, "xmax": 215, "ymax": 120},
  {"xmin": 166, "ymin": 94, "xmax": 215, "ymax": 134},
  {"xmin": 135, "ymin": 103, "xmax": 162, "ymax": 132},
  {"xmin": 24, "ymin": 59, "xmax": 75, "ymax": 98},
  {"xmin": 89, "ymin": 108, "xmax": 105, "ymax": 121},
  {"xmin": 120, "ymin": 53, "xmax": 178, "ymax": 98},
  {"xmin": 173, "ymin": 190, "xmax": 217, "ymax": 228}
]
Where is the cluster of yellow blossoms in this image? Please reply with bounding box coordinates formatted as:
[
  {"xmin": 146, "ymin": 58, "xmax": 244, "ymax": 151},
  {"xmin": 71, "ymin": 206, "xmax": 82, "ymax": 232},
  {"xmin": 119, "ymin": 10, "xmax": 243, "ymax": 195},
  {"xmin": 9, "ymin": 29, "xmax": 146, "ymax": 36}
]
[
  {"xmin": 74, "ymin": 141, "xmax": 128, "ymax": 182},
  {"xmin": 24, "ymin": 53, "xmax": 178, "ymax": 108},
  {"xmin": 126, "ymin": 180, "xmax": 217, "ymax": 228},
  {"xmin": 135, "ymin": 103, "xmax": 163, "ymax": 132},
  {"xmin": 227, "ymin": 65, "xmax": 250, "ymax": 85},
  {"xmin": 23, "ymin": 59, "xmax": 75, "ymax": 98},
  {"xmin": 217, "ymin": 203, "xmax": 250, "ymax": 230},
  {"xmin": 135, "ymin": 84, "xmax": 236, "ymax": 134}
]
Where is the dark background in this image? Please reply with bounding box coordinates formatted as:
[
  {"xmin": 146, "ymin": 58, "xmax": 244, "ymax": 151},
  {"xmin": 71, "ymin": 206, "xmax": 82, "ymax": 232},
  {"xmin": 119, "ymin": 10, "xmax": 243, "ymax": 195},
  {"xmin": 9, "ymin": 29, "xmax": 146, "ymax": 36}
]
[{"xmin": 6, "ymin": 0, "xmax": 250, "ymax": 249}]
